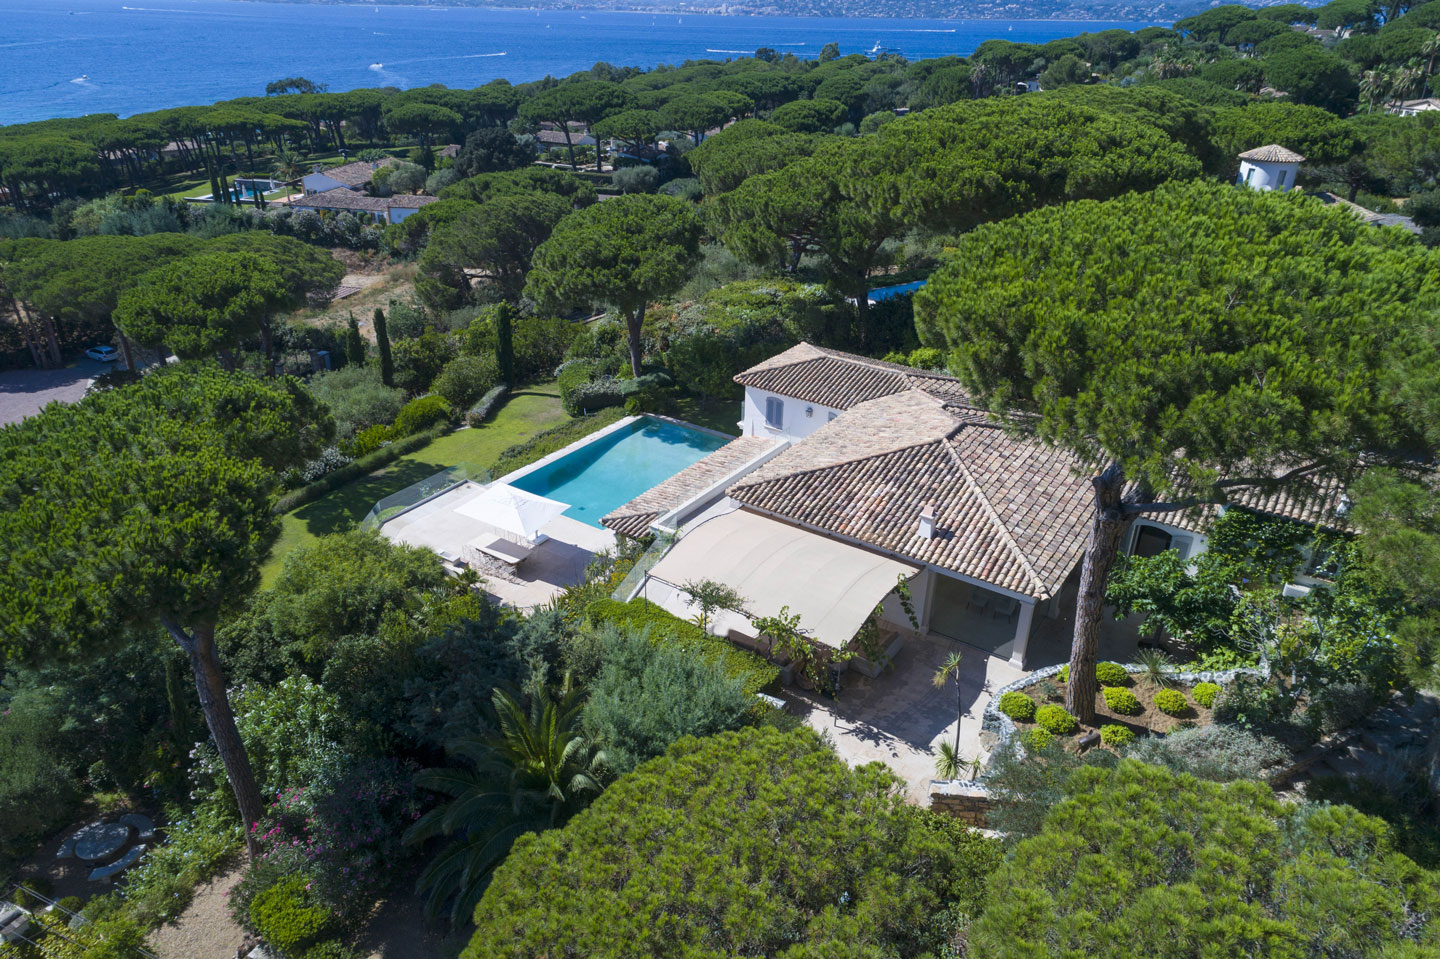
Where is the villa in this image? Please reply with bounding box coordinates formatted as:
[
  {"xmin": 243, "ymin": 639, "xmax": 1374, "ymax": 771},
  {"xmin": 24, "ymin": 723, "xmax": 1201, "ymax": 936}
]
[
  {"xmin": 604, "ymin": 343, "xmax": 1345, "ymax": 669},
  {"xmin": 291, "ymin": 188, "xmax": 439, "ymax": 225},
  {"xmin": 300, "ymin": 158, "xmax": 398, "ymax": 195},
  {"xmin": 376, "ymin": 343, "xmax": 1345, "ymax": 794}
]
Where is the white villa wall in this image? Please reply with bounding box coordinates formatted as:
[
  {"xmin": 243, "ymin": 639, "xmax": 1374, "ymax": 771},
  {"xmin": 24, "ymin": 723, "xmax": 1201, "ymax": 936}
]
[
  {"xmin": 1237, "ymin": 159, "xmax": 1300, "ymax": 192},
  {"xmin": 740, "ymin": 387, "xmax": 842, "ymax": 440}
]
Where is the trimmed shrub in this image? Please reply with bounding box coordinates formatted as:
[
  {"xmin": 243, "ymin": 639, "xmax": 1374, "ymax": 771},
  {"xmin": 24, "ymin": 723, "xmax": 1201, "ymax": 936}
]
[
  {"xmin": 348, "ymin": 422, "xmax": 392, "ymax": 457},
  {"xmin": 1154, "ymin": 689, "xmax": 1189, "ymax": 716},
  {"xmin": 249, "ymin": 875, "xmax": 337, "ymax": 955},
  {"xmin": 998, "ymin": 691, "xmax": 1037, "ymax": 722},
  {"xmin": 465, "ymin": 384, "xmax": 509, "ymax": 427},
  {"xmin": 558, "ymin": 361, "xmax": 598, "ymax": 415},
  {"xmin": 586, "ymin": 598, "xmax": 778, "ymax": 695},
  {"xmin": 432, "ymin": 353, "xmax": 500, "ymax": 411},
  {"xmin": 1020, "ymin": 727, "xmax": 1055, "ymax": 751},
  {"xmin": 1058, "ymin": 664, "xmax": 1068, "ymax": 683},
  {"xmin": 1103, "ymin": 686, "xmax": 1142, "ymax": 715},
  {"xmin": 1193, "ymin": 682, "xmax": 1221, "ymax": 709},
  {"xmin": 568, "ymin": 375, "xmax": 627, "ymax": 414},
  {"xmin": 391, "ymin": 394, "xmax": 452, "ymax": 437},
  {"xmin": 1095, "ymin": 662, "xmax": 1129, "ymax": 687},
  {"xmin": 1100, "ymin": 724, "xmax": 1136, "ymax": 747},
  {"xmin": 1034, "ymin": 705, "xmax": 1078, "ymax": 736}
]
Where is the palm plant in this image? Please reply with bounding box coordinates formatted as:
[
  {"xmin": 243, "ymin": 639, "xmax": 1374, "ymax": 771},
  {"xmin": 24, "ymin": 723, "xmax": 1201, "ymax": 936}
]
[
  {"xmin": 404, "ymin": 684, "xmax": 606, "ymax": 925},
  {"xmin": 1361, "ymin": 69, "xmax": 1394, "ymax": 113},
  {"xmin": 1424, "ymin": 32, "xmax": 1440, "ymax": 94},
  {"xmin": 1134, "ymin": 647, "xmax": 1176, "ymax": 688},
  {"xmin": 932, "ymin": 650, "xmax": 965, "ymax": 776},
  {"xmin": 272, "ymin": 141, "xmax": 303, "ymax": 199}
]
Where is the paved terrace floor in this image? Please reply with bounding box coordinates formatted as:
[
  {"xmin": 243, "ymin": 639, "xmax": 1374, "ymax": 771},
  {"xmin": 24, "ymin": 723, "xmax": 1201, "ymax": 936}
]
[
  {"xmin": 380, "ymin": 482, "xmax": 616, "ymax": 610},
  {"xmin": 784, "ymin": 580, "xmax": 1145, "ymax": 803}
]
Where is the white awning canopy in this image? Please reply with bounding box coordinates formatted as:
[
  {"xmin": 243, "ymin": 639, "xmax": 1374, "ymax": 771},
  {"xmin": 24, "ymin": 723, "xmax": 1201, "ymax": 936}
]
[
  {"xmin": 648, "ymin": 509, "xmax": 919, "ymax": 649},
  {"xmin": 455, "ymin": 484, "xmax": 570, "ymax": 545}
]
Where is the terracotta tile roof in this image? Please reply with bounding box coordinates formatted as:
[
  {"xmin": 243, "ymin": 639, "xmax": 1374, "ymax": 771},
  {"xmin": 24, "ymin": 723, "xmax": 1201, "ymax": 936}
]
[
  {"xmin": 292, "ymin": 188, "xmax": 440, "ymax": 213},
  {"xmin": 600, "ymin": 435, "xmax": 781, "ymax": 538},
  {"xmin": 733, "ymin": 342, "xmax": 978, "ymax": 411},
  {"xmin": 317, "ymin": 158, "xmax": 397, "ymax": 187},
  {"xmin": 728, "ymin": 390, "xmax": 1093, "ymax": 599},
  {"xmin": 1238, "ymin": 144, "xmax": 1305, "ymax": 163}
]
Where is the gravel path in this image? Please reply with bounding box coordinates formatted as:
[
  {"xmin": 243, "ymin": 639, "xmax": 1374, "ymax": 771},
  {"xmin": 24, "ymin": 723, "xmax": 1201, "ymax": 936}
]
[{"xmin": 149, "ymin": 863, "xmax": 247, "ymax": 959}]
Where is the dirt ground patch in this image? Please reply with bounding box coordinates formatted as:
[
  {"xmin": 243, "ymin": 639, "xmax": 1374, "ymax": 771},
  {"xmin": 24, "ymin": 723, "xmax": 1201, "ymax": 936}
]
[
  {"xmin": 149, "ymin": 863, "xmax": 247, "ymax": 959},
  {"xmin": 296, "ymin": 261, "xmax": 419, "ymax": 340},
  {"xmin": 353, "ymin": 894, "xmax": 470, "ymax": 959}
]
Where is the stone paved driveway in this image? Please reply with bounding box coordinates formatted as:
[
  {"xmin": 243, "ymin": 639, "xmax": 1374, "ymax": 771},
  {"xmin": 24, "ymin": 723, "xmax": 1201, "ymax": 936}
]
[{"xmin": 0, "ymin": 358, "xmax": 110, "ymax": 425}]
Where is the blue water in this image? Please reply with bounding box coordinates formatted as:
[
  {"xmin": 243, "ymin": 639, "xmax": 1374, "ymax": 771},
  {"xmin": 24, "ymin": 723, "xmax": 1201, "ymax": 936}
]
[
  {"xmin": 870, "ymin": 279, "xmax": 927, "ymax": 301},
  {"xmin": 509, "ymin": 416, "xmax": 730, "ymax": 528},
  {"xmin": 0, "ymin": 0, "xmax": 1160, "ymax": 125}
]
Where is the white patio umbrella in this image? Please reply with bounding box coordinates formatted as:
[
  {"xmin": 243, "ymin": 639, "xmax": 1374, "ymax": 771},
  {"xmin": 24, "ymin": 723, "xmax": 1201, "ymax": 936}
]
[{"xmin": 455, "ymin": 484, "xmax": 570, "ymax": 545}]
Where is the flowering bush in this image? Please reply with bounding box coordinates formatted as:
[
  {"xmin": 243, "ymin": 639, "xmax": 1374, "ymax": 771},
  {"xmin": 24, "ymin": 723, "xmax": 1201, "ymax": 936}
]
[{"xmin": 235, "ymin": 759, "xmax": 423, "ymax": 925}]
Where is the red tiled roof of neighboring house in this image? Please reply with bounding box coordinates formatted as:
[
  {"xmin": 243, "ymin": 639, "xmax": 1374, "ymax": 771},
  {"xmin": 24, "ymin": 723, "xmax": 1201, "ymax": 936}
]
[
  {"xmin": 314, "ymin": 157, "xmax": 398, "ymax": 187},
  {"xmin": 292, "ymin": 188, "xmax": 439, "ymax": 213},
  {"xmin": 601, "ymin": 434, "xmax": 782, "ymax": 538}
]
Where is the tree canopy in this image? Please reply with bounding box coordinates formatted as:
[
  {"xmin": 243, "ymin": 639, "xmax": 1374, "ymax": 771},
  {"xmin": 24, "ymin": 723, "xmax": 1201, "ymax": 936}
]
[
  {"xmin": 915, "ymin": 180, "xmax": 1439, "ymax": 721},
  {"xmin": 0, "ymin": 365, "xmax": 331, "ymax": 845},
  {"xmin": 526, "ymin": 194, "xmax": 703, "ymax": 376},
  {"xmin": 465, "ymin": 726, "xmax": 999, "ymax": 958},
  {"xmin": 418, "ymin": 192, "xmax": 573, "ymax": 307},
  {"xmin": 972, "ymin": 760, "xmax": 1440, "ymax": 956}
]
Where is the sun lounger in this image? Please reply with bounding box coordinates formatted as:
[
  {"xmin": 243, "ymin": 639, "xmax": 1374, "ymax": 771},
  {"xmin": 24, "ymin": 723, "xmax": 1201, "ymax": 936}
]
[{"xmin": 473, "ymin": 535, "xmax": 541, "ymax": 567}]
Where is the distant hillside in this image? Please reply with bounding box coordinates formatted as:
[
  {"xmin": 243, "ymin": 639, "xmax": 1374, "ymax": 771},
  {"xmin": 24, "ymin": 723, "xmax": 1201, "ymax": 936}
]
[{"xmin": 254, "ymin": 0, "xmax": 1297, "ymax": 25}]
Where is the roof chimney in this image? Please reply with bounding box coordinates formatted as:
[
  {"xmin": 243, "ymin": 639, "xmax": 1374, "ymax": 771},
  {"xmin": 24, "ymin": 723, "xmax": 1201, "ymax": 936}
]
[{"xmin": 917, "ymin": 504, "xmax": 937, "ymax": 541}]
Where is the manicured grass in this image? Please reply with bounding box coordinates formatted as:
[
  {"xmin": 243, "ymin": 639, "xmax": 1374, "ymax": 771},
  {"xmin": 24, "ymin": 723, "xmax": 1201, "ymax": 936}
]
[{"xmin": 260, "ymin": 384, "xmax": 568, "ymax": 586}]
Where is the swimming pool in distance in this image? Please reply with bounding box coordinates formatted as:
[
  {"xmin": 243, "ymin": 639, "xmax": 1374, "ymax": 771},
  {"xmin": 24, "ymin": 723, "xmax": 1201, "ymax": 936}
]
[{"xmin": 508, "ymin": 416, "xmax": 730, "ymax": 529}]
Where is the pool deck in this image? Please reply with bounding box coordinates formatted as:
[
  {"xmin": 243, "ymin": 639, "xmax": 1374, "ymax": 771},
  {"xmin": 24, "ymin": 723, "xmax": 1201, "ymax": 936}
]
[{"xmin": 381, "ymin": 480, "xmax": 616, "ymax": 609}]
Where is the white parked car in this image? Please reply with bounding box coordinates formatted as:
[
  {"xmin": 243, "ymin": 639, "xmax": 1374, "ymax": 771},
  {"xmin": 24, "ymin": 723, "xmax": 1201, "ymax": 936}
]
[{"xmin": 85, "ymin": 345, "xmax": 119, "ymax": 362}]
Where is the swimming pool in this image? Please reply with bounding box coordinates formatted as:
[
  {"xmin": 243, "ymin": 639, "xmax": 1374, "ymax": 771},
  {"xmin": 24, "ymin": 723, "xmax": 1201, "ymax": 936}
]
[
  {"xmin": 869, "ymin": 279, "xmax": 928, "ymax": 302},
  {"xmin": 508, "ymin": 416, "xmax": 730, "ymax": 529}
]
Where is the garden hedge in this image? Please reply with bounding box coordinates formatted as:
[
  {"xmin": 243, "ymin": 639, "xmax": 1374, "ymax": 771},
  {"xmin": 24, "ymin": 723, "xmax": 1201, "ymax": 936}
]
[
  {"xmin": 586, "ymin": 598, "xmax": 779, "ymax": 695},
  {"xmin": 465, "ymin": 384, "xmax": 509, "ymax": 427},
  {"xmin": 274, "ymin": 422, "xmax": 449, "ymax": 514}
]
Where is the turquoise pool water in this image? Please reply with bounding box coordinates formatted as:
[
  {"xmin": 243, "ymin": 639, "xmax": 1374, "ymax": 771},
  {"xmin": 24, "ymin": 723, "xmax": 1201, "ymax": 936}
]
[
  {"xmin": 509, "ymin": 417, "xmax": 730, "ymax": 529},
  {"xmin": 869, "ymin": 279, "xmax": 928, "ymax": 302}
]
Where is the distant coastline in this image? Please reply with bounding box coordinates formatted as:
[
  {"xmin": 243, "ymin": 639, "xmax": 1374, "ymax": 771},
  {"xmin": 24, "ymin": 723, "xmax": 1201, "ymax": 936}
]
[{"xmin": 233, "ymin": 0, "xmax": 1200, "ymax": 23}]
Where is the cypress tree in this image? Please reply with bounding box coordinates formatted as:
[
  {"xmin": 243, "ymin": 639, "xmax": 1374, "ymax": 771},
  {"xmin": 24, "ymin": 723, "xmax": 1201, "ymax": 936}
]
[
  {"xmin": 345, "ymin": 312, "xmax": 366, "ymax": 367},
  {"xmin": 495, "ymin": 301, "xmax": 515, "ymax": 385},
  {"xmin": 374, "ymin": 307, "xmax": 394, "ymax": 387}
]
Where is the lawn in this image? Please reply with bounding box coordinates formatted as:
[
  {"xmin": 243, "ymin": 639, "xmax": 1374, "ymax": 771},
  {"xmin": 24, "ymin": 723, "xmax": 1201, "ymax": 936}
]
[{"xmin": 260, "ymin": 384, "xmax": 569, "ymax": 586}]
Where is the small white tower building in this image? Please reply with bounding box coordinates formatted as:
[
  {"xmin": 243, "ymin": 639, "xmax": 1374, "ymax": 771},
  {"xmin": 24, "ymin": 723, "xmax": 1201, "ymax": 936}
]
[{"xmin": 1236, "ymin": 144, "xmax": 1305, "ymax": 192}]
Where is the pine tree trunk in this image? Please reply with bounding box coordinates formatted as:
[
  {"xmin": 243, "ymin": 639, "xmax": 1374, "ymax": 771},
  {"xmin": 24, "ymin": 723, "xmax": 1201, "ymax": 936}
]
[
  {"xmin": 1065, "ymin": 461, "xmax": 1133, "ymax": 725},
  {"xmin": 40, "ymin": 312, "xmax": 62, "ymax": 367},
  {"xmin": 625, "ymin": 305, "xmax": 645, "ymax": 378},
  {"xmin": 117, "ymin": 330, "xmax": 136, "ymax": 373},
  {"xmin": 165, "ymin": 620, "xmax": 263, "ymax": 856}
]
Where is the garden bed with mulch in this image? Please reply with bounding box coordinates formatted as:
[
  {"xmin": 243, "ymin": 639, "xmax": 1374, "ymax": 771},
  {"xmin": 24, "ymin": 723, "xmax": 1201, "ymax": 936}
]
[{"xmin": 998, "ymin": 663, "xmax": 1223, "ymax": 751}]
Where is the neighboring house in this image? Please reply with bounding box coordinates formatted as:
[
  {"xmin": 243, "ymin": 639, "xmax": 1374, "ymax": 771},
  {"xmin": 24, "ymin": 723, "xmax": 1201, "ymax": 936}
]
[
  {"xmin": 602, "ymin": 343, "xmax": 1348, "ymax": 668},
  {"xmin": 1312, "ymin": 191, "xmax": 1421, "ymax": 235},
  {"xmin": 1236, "ymin": 144, "xmax": 1304, "ymax": 193},
  {"xmin": 437, "ymin": 143, "xmax": 462, "ymax": 159},
  {"xmin": 1392, "ymin": 97, "xmax": 1440, "ymax": 117},
  {"xmin": 300, "ymin": 158, "xmax": 397, "ymax": 195},
  {"xmin": 291, "ymin": 187, "xmax": 439, "ymax": 224},
  {"xmin": 535, "ymin": 124, "xmax": 598, "ymax": 151}
]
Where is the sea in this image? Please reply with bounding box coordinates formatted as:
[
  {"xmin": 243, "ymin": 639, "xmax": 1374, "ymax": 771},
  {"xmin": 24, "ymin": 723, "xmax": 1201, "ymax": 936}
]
[{"xmin": 0, "ymin": 0, "xmax": 1160, "ymax": 126}]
